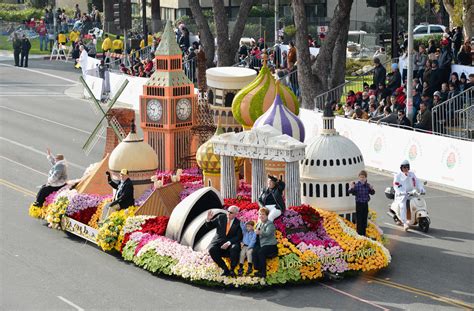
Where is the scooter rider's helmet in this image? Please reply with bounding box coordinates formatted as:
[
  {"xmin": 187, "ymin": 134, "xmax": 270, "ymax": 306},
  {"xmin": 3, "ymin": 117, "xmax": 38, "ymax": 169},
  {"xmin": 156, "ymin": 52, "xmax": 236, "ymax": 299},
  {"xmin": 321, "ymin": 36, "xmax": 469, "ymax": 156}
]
[{"xmin": 400, "ymin": 159, "xmax": 410, "ymax": 171}]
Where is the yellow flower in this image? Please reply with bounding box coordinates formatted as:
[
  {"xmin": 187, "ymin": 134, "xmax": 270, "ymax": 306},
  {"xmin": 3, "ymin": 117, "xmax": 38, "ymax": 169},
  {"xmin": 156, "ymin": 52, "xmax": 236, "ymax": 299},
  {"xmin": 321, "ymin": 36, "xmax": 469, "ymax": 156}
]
[{"xmin": 28, "ymin": 204, "xmax": 44, "ymax": 219}]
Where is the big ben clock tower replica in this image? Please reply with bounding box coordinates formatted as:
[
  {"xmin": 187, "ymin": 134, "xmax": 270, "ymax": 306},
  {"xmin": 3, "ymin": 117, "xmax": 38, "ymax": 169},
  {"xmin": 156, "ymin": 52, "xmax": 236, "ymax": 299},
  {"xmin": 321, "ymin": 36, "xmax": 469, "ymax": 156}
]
[{"xmin": 139, "ymin": 21, "xmax": 196, "ymax": 171}]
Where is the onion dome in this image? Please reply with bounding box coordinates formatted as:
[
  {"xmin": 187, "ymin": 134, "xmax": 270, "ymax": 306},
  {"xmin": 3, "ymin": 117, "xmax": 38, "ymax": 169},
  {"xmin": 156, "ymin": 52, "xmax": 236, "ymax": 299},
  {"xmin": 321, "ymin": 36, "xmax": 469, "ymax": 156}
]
[
  {"xmin": 109, "ymin": 122, "xmax": 158, "ymax": 172},
  {"xmin": 253, "ymin": 90, "xmax": 305, "ymax": 142},
  {"xmin": 232, "ymin": 56, "xmax": 299, "ymax": 128},
  {"xmin": 196, "ymin": 125, "xmax": 243, "ymax": 174}
]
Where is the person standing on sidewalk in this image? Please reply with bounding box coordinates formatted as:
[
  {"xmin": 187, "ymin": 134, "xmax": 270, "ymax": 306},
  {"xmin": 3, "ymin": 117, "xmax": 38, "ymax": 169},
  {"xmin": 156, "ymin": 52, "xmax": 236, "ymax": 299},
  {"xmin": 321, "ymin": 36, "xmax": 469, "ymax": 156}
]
[
  {"xmin": 20, "ymin": 35, "xmax": 31, "ymax": 68},
  {"xmin": 78, "ymin": 45, "xmax": 89, "ymax": 77},
  {"xmin": 12, "ymin": 33, "xmax": 22, "ymax": 66},
  {"xmin": 36, "ymin": 19, "xmax": 48, "ymax": 51},
  {"xmin": 112, "ymin": 35, "xmax": 124, "ymax": 62},
  {"xmin": 349, "ymin": 170, "xmax": 375, "ymax": 236},
  {"xmin": 101, "ymin": 34, "xmax": 112, "ymax": 63}
]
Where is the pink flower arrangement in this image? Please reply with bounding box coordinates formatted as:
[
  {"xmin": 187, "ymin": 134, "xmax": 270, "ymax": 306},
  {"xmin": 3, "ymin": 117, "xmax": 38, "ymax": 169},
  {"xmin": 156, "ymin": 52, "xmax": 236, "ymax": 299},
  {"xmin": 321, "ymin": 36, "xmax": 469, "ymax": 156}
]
[
  {"xmin": 180, "ymin": 181, "xmax": 203, "ymax": 200},
  {"xmin": 44, "ymin": 191, "xmax": 58, "ymax": 206},
  {"xmin": 134, "ymin": 233, "xmax": 161, "ymax": 256},
  {"xmin": 273, "ymin": 209, "xmax": 305, "ymax": 236},
  {"xmin": 237, "ymin": 209, "xmax": 258, "ymax": 224},
  {"xmin": 297, "ymin": 242, "xmax": 349, "ymax": 273},
  {"xmin": 236, "ymin": 180, "xmax": 252, "ymax": 200}
]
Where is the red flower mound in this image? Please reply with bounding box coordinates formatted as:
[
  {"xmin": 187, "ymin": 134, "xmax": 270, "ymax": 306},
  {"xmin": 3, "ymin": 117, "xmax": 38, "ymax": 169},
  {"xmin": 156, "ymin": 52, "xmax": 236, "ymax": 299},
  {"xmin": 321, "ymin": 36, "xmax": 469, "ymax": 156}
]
[
  {"xmin": 156, "ymin": 174, "xmax": 173, "ymax": 185},
  {"xmin": 120, "ymin": 216, "xmax": 170, "ymax": 252},
  {"xmin": 140, "ymin": 216, "xmax": 170, "ymax": 236},
  {"xmin": 290, "ymin": 204, "xmax": 321, "ymax": 230},
  {"xmin": 69, "ymin": 207, "xmax": 97, "ymax": 224},
  {"xmin": 179, "ymin": 175, "xmax": 202, "ymax": 183},
  {"xmin": 223, "ymin": 198, "xmax": 258, "ymax": 211}
]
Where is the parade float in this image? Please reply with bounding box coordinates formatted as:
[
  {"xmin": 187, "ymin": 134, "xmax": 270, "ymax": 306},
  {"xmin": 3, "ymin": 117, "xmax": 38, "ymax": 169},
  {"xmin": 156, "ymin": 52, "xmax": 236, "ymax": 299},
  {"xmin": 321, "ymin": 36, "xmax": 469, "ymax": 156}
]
[{"xmin": 28, "ymin": 21, "xmax": 390, "ymax": 288}]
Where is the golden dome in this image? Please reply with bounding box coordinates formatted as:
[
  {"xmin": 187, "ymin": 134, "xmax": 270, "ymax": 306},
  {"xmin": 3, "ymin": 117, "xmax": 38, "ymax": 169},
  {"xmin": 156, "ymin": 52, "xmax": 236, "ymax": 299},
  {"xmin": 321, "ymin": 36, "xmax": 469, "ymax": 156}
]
[
  {"xmin": 109, "ymin": 127, "xmax": 158, "ymax": 173},
  {"xmin": 196, "ymin": 127, "xmax": 243, "ymax": 174}
]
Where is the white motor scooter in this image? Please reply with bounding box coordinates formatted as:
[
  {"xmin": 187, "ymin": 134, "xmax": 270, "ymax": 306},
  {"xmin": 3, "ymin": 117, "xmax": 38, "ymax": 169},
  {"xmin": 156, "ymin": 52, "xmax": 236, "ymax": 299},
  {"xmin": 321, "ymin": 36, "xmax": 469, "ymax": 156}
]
[{"xmin": 385, "ymin": 187, "xmax": 431, "ymax": 232}]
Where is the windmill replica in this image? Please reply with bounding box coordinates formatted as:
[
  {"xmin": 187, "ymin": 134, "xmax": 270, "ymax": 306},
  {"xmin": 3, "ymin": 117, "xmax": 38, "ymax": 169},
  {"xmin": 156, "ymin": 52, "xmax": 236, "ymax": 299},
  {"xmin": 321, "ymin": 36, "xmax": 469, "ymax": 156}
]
[{"xmin": 80, "ymin": 76, "xmax": 129, "ymax": 155}]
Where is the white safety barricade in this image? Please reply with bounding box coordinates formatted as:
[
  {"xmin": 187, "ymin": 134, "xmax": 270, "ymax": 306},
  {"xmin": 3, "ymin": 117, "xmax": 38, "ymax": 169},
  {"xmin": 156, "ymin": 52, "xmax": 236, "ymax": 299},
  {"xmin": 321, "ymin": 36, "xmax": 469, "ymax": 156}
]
[
  {"xmin": 108, "ymin": 72, "xmax": 148, "ymax": 110},
  {"xmin": 300, "ymin": 109, "xmax": 473, "ymax": 192},
  {"xmin": 83, "ymin": 75, "xmax": 103, "ymax": 100}
]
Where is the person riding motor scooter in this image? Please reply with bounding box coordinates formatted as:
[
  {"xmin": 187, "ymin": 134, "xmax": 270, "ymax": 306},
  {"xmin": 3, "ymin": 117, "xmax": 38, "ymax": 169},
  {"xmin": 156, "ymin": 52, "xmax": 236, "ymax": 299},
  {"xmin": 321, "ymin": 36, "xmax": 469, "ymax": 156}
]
[{"xmin": 393, "ymin": 160, "xmax": 425, "ymax": 231}]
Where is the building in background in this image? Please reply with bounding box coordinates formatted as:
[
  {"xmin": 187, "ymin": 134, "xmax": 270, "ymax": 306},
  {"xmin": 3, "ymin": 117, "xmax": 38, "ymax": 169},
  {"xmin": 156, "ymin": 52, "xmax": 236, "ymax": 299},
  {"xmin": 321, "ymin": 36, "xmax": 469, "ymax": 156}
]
[{"xmin": 155, "ymin": 0, "xmax": 378, "ymax": 32}]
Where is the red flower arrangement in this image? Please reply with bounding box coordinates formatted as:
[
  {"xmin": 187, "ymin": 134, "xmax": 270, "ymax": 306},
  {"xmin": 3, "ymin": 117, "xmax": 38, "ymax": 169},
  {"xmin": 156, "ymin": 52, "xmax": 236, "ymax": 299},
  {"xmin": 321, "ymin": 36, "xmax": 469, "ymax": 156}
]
[
  {"xmin": 179, "ymin": 175, "xmax": 202, "ymax": 183},
  {"xmin": 121, "ymin": 216, "xmax": 170, "ymax": 252},
  {"xmin": 69, "ymin": 206, "xmax": 97, "ymax": 224},
  {"xmin": 140, "ymin": 216, "xmax": 170, "ymax": 236},
  {"xmin": 290, "ymin": 205, "xmax": 321, "ymax": 230},
  {"xmin": 223, "ymin": 198, "xmax": 258, "ymax": 211}
]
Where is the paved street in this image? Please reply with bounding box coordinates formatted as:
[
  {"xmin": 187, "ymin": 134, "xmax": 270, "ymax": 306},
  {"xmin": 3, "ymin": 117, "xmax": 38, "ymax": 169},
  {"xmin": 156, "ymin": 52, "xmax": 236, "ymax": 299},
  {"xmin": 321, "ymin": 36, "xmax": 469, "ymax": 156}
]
[{"xmin": 0, "ymin": 59, "xmax": 473, "ymax": 310}]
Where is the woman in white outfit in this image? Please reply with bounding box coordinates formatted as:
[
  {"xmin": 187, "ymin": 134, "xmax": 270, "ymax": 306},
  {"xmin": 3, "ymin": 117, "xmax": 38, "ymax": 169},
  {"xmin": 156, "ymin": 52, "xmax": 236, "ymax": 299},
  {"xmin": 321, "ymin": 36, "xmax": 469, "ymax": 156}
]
[
  {"xmin": 78, "ymin": 45, "xmax": 89, "ymax": 77},
  {"xmin": 258, "ymin": 175, "xmax": 286, "ymax": 222},
  {"xmin": 393, "ymin": 160, "xmax": 425, "ymax": 231}
]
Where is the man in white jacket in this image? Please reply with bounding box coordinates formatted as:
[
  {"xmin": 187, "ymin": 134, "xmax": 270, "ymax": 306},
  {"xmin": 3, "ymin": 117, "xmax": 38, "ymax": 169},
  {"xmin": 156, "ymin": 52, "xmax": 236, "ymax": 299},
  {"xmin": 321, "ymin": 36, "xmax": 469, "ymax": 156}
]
[
  {"xmin": 393, "ymin": 160, "xmax": 425, "ymax": 231},
  {"xmin": 78, "ymin": 45, "xmax": 88, "ymax": 77},
  {"xmin": 33, "ymin": 148, "xmax": 68, "ymax": 207}
]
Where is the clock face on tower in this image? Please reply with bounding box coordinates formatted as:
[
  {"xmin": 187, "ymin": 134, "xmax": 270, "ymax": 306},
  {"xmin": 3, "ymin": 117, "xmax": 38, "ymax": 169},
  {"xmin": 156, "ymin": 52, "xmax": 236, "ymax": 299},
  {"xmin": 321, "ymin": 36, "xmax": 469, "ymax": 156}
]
[
  {"xmin": 176, "ymin": 98, "xmax": 192, "ymax": 121},
  {"xmin": 146, "ymin": 99, "xmax": 163, "ymax": 121}
]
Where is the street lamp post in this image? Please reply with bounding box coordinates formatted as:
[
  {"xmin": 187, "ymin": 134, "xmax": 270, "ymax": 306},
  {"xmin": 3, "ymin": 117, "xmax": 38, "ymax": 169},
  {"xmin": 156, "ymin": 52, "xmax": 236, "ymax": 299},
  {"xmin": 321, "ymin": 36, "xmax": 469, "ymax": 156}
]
[{"xmin": 406, "ymin": 0, "xmax": 414, "ymax": 122}]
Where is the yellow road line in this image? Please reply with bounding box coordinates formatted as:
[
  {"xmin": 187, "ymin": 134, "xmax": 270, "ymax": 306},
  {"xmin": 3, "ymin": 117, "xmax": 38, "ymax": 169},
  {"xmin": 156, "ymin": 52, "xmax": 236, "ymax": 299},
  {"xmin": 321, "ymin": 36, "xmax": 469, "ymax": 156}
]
[
  {"xmin": 0, "ymin": 179, "xmax": 35, "ymax": 197},
  {"xmin": 366, "ymin": 277, "xmax": 473, "ymax": 310}
]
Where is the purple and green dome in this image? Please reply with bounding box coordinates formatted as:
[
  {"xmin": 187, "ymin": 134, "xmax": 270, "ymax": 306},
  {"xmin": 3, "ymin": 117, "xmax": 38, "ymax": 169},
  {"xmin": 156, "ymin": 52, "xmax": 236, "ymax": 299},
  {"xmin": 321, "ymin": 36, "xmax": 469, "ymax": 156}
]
[{"xmin": 253, "ymin": 93, "xmax": 305, "ymax": 142}]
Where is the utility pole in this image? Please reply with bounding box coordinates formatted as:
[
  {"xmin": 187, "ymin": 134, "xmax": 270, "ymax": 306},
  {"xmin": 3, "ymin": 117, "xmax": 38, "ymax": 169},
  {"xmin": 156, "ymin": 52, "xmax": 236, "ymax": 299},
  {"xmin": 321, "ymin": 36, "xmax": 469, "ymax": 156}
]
[
  {"xmin": 274, "ymin": 0, "xmax": 279, "ymax": 46},
  {"xmin": 143, "ymin": 0, "xmax": 148, "ymax": 46},
  {"xmin": 406, "ymin": 0, "xmax": 414, "ymax": 122}
]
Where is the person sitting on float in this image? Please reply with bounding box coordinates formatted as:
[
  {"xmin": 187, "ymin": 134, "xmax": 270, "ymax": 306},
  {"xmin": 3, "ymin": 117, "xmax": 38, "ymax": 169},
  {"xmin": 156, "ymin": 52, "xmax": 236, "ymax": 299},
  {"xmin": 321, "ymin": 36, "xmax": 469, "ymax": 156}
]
[
  {"xmin": 252, "ymin": 207, "xmax": 278, "ymax": 278},
  {"xmin": 32, "ymin": 148, "xmax": 68, "ymax": 207},
  {"xmin": 205, "ymin": 205, "xmax": 243, "ymax": 277},
  {"xmin": 102, "ymin": 168, "xmax": 134, "ymax": 220},
  {"xmin": 258, "ymin": 175, "xmax": 286, "ymax": 221}
]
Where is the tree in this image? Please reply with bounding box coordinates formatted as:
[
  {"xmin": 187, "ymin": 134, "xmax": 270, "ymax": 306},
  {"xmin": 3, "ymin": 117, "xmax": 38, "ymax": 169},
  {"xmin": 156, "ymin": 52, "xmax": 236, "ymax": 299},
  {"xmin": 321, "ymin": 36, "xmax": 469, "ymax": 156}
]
[
  {"xmin": 292, "ymin": 0, "xmax": 354, "ymax": 109},
  {"xmin": 188, "ymin": 0, "xmax": 255, "ymax": 67},
  {"xmin": 418, "ymin": 0, "xmax": 472, "ymax": 40},
  {"xmin": 442, "ymin": 0, "xmax": 473, "ymax": 40},
  {"xmin": 188, "ymin": 1, "xmax": 215, "ymax": 68}
]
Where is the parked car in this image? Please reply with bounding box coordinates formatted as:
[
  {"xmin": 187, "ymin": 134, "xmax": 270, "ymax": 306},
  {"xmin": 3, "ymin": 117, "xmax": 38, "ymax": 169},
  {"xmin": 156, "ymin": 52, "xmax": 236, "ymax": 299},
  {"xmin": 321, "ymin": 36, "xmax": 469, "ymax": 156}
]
[{"xmin": 413, "ymin": 24, "xmax": 446, "ymax": 39}]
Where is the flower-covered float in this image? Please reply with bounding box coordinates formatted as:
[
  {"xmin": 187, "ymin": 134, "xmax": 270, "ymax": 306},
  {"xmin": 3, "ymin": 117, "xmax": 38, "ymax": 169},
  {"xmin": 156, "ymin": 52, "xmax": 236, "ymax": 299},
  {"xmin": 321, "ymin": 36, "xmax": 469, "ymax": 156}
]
[
  {"xmin": 29, "ymin": 165, "xmax": 390, "ymax": 288},
  {"xmin": 28, "ymin": 20, "xmax": 390, "ymax": 287}
]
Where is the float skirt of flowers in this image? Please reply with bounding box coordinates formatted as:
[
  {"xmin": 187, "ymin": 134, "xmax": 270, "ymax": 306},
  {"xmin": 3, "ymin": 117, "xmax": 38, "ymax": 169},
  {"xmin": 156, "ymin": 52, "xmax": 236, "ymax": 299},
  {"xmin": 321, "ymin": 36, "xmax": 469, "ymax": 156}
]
[
  {"xmin": 116, "ymin": 205, "xmax": 389, "ymax": 287},
  {"xmin": 28, "ymin": 175, "xmax": 390, "ymax": 288}
]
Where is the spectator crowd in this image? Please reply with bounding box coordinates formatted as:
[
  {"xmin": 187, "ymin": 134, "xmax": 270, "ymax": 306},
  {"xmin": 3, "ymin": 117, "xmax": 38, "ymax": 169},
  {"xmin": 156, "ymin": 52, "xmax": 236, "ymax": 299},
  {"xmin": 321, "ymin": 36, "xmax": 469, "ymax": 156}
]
[{"xmin": 337, "ymin": 27, "xmax": 472, "ymax": 133}]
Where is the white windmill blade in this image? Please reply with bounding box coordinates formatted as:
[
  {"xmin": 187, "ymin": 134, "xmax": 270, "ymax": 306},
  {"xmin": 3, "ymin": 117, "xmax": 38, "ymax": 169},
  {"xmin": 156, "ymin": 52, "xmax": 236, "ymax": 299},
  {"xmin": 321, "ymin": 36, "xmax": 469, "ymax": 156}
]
[
  {"xmin": 106, "ymin": 79, "xmax": 129, "ymax": 111},
  {"xmin": 83, "ymin": 123, "xmax": 106, "ymax": 155},
  {"xmin": 79, "ymin": 75, "xmax": 106, "ymax": 116}
]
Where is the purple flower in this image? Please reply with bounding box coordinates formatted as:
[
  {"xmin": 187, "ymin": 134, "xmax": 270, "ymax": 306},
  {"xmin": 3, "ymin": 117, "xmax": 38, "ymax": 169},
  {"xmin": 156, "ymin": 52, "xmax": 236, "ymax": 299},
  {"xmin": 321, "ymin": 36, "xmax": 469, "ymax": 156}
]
[
  {"xmin": 135, "ymin": 187, "xmax": 155, "ymax": 206},
  {"xmin": 66, "ymin": 193, "xmax": 107, "ymax": 216}
]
